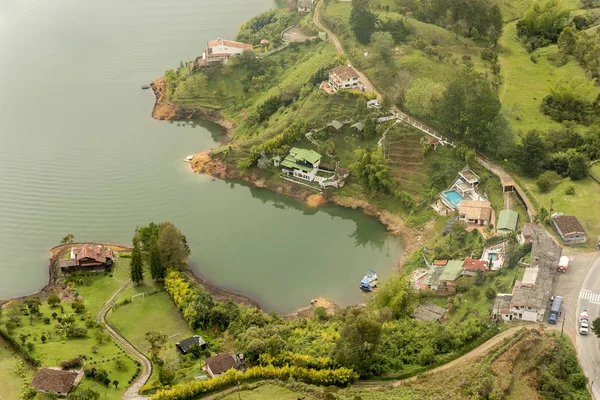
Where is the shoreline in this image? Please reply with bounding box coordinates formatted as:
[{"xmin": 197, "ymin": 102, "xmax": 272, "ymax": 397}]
[{"xmin": 149, "ymin": 80, "xmax": 424, "ymax": 258}]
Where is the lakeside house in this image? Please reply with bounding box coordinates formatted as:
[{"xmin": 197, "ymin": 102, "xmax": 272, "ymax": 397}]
[
  {"xmin": 281, "ymin": 147, "xmax": 321, "ymax": 181},
  {"xmin": 435, "ymin": 168, "xmax": 487, "ymax": 213},
  {"xmin": 458, "ymin": 200, "xmax": 492, "ymax": 226},
  {"xmin": 31, "ymin": 368, "xmax": 83, "ymax": 397},
  {"xmin": 492, "ymin": 224, "xmax": 561, "ymax": 322},
  {"xmin": 202, "ymin": 38, "xmax": 252, "ymax": 64},
  {"xmin": 58, "ymin": 244, "xmax": 113, "ymax": 272},
  {"xmin": 203, "ymin": 352, "xmax": 239, "ymax": 378},
  {"xmin": 497, "ymin": 210, "xmax": 519, "ymax": 235},
  {"xmin": 462, "ymin": 258, "xmax": 488, "ymax": 277},
  {"xmin": 327, "ymin": 65, "xmax": 362, "ymax": 93},
  {"xmin": 176, "ymin": 335, "xmax": 207, "ymax": 354},
  {"xmin": 418, "ymin": 260, "xmax": 463, "ymax": 296},
  {"xmin": 297, "ymin": 0, "xmax": 313, "ymax": 13},
  {"xmin": 551, "ymin": 213, "xmax": 587, "ymax": 244}
]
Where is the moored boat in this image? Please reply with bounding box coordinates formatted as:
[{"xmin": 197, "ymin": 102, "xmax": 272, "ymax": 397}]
[
  {"xmin": 184, "ymin": 155, "xmax": 194, "ymax": 162},
  {"xmin": 360, "ymin": 270, "xmax": 378, "ymax": 286}
]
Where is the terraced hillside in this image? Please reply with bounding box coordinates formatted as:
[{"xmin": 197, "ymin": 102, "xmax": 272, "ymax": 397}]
[{"xmin": 386, "ymin": 128, "xmax": 427, "ymax": 197}]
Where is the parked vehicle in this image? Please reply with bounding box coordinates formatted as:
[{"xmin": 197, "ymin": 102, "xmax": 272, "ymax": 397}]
[
  {"xmin": 548, "ymin": 296, "xmax": 563, "ymax": 324},
  {"xmin": 557, "ymin": 256, "xmax": 569, "ymax": 273},
  {"xmin": 580, "ymin": 318, "xmax": 589, "ymax": 335},
  {"xmin": 580, "ymin": 310, "xmax": 589, "ymax": 321}
]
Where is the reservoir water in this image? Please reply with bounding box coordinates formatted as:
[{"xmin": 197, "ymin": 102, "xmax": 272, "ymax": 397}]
[{"xmin": 0, "ymin": 0, "xmax": 403, "ymax": 312}]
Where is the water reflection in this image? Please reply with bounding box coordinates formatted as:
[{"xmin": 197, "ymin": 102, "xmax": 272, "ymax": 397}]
[
  {"xmin": 169, "ymin": 119, "xmax": 224, "ymax": 143},
  {"xmin": 234, "ymin": 180, "xmax": 393, "ymax": 250}
]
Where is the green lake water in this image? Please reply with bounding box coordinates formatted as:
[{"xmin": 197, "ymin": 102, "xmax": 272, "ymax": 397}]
[{"xmin": 0, "ymin": 0, "xmax": 403, "ymax": 312}]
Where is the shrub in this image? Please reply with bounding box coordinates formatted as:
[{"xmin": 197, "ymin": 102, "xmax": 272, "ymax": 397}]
[
  {"xmin": 536, "ymin": 170, "xmax": 560, "ymax": 192},
  {"xmin": 565, "ymin": 185, "xmax": 576, "ymax": 195},
  {"xmin": 61, "ymin": 357, "xmax": 83, "ymax": 370},
  {"xmin": 485, "ymin": 287, "xmax": 497, "ymax": 300},
  {"xmin": 43, "ymin": 317, "xmax": 51, "ymax": 325},
  {"xmin": 151, "ymin": 366, "xmax": 358, "ymax": 400}
]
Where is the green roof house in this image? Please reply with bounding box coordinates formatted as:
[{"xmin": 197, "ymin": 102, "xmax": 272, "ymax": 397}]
[
  {"xmin": 497, "ymin": 210, "xmax": 519, "ymax": 235},
  {"xmin": 328, "ymin": 120, "xmax": 344, "ymax": 131},
  {"xmin": 281, "ymin": 147, "xmax": 322, "ymax": 182},
  {"xmin": 439, "ymin": 260, "xmax": 464, "ymax": 282}
]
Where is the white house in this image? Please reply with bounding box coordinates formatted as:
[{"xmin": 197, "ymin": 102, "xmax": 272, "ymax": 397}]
[
  {"xmin": 281, "ymin": 147, "xmax": 321, "ymax": 182},
  {"xmin": 202, "ymin": 38, "xmax": 252, "ymax": 63},
  {"xmin": 328, "ymin": 65, "xmax": 362, "ymax": 92},
  {"xmin": 298, "ymin": 0, "xmax": 312, "ymax": 13}
]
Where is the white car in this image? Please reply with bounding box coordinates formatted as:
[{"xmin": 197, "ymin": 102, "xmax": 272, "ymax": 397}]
[{"xmin": 580, "ymin": 325, "xmax": 589, "ymax": 335}]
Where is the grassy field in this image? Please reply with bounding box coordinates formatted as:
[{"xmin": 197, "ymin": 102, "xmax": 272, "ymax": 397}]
[
  {"xmin": 520, "ymin": 175, "xmax": 600, "ymax": 246},
  {"xmin": 0, "ymin": 338, "xmax": 33, "ymax": 400},
  {"xmin": 591, "ymin": 163, "xmax": 600, "ymax": 181},
  {"xmin": 106, "ymin": 263, "xmax": 204, "ymax": 388},
  {"xmin": 217, "ymin": 383, "xmax": 315, "ymax": 400},
  {"xmin": 498, "ymin": 21, "xmax": 600, "ymax": 137}
]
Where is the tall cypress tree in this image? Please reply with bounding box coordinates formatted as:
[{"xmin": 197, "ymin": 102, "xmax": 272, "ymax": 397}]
[
  {"xmin": 130, "ymin": 236, "xmax": 144, "ymax": 285},
  {"xmin": 150, "ymin": 243, "xmax": 164, "ymax": 281}
]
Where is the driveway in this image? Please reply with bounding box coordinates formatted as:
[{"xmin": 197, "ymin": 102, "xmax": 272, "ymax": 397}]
[{"xmin": 551, "ymin": 249, "xmax": 600, "ymax": 397}]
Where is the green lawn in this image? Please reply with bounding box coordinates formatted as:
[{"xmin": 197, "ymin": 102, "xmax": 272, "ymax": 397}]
[
  {"xmin": 498, "ymin": 21, "xmax": 600, "ymax": 137},
  {"xmin": 218, "ymin": 383, "xmax": 315, "ymax": 400},
  {"xmin": 590, "ymin": 163, "xmax": 600, "ymax": 182},
  {"xmin": 2, "ymin": 303, "xmax": 137, "ymax": 400},
  {"xmin": 106, "ymin": 264, "xmax": 198, "ymax": 388},
  {"xmin": 0, "ymin": 338, "xmax": 33, "ymax": 400},
  {"xmin": 520, "ymin": 175, "xmax": 600, "ymax": 246}
]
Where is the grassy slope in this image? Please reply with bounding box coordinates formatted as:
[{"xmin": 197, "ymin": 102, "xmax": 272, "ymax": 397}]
[
  {"xmin": 0, "ymin": 338, "xmax": 33, "ymax": 400},
  {"xmin": 106, "ymin": 263, "xmax": 201, "ymax": 387},
  {"xmin": 497, "ymin": 22, "xmax": 600, "ymax": 136},
  {"xmin": 218, "ymin": 383, "xmax": 315, "ymax": 400},
  {"xmin": 520, "ymin": 175, "xmax": 600, "ymax": 244}
]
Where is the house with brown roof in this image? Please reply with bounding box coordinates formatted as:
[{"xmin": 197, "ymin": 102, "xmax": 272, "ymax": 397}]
[
  {"xmin": 202, "ymin": 352, "xmax": 238, "ymax": 377},
  {"xmin": 328, "ymin": 65, "xmax": 362, "ymax": 92},
  {"xmin": 462, "ymin": 258, "xmax": 488, "ymax": 277},
  {"xmin": 58, "ymin": 244, "xmax": 113, "ymax": 272},
  {"xmin": 298, "ymin": 0, "xmax": 312, "ymax": 12},
  {"xmin": 551, "ymin": 213, "xmax": 587, "ymax": 244},
  {"xmin": 202, "ymin": 38, "xmax": 252, "ymax": 64},
  {"xmin": 458, "ymin": 200, "xmax": 492, "ymax": 226},
  {"xmin": 31, "ymin": 367, "xmax": 83, "ymax": 397}
]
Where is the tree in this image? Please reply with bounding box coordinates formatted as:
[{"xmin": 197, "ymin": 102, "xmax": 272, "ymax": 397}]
[
  {"xmin": 516, "ymin": 0, "xmax": 569, "ymax": 50},
  {"xmin": 145, "ymin": 330, "xmax": 167, "ymax": 357},
  {"xmin": 20, "ymin": 333, "xmax": 27, "ymax": 346},
  {"xmin": 348, "ymin": 148, "xmax": 393, "ymax": 194},
  {"xmin": 150, "ymin": 243, "xmax": 165, "ymax": 281},
  {"xmin": 187, "ymin": 343, "xmax": 203, "ymax": 358},
  {"xmin": 41, "ymin": 334, "xmax": 47, "ymax": 343},
  {"xmin": 157, "ymin": 222, "xmax": 191, "ymax": 270},
  {"xmin": 361, "ymin": 116, "xmax": 377, "ymax": 140},
  {"xmin": 130, "ymin": 235, "xmax": 144, "ymax": 285},
  {"xmin": 313, "ymin": 306, "xmax": 328, "ymax": 321},
  {"xmin": 60, "ymin": 234, "xmax": 75, "ymax": 244},
  {"xmin": 335, "ymin": 308, "xmax": 382, "ymax": 377},
  {"xmin": 158, "ymin": 367, "xmax": 176, "ymax": 386},
  {"xmin": 114, "ymin": 358, "xmax": 125, "ymax": 370},
  {"xmin": 567, "ymin": 151, "xmax": 589, "ymax": 180},
  {"xmin": 485, "ymin": 287, "xmax": 497, "ymax": 300},
  {"xmin": 374, "ymin": 273, "xmax": 418, "ymax": 319},
  {"xmin": 47, "ymin": 294, "xmax": 61, "ymax": 307},
  {"xmin": 370, "ymin": 31, "xmax": 394, "ymax": 64},
  {"xmin": 137, "ymin": 222, "xmax": 160, "ymax": 251},
  {"xmin": 112, "ymin": 380, "xmax": 119, "ymax": 389},
  {"xmin": 351, "ymin": 0, "xmax": 378, "ymax": 44},
  {"xmin": 537, "ymin": 172, "xmax": 552, "ymax": 192},
  {"xmin": 517, "ymin": 130, "xmax": 548, "ymax": 174},
  {"xmin": 487, "ymin": 25, "xmax": 500, "ymax": 47}
]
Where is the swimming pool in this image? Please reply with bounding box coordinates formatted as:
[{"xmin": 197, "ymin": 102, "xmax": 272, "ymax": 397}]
[{"xmin": 443, "ymin": 190, "xmax": 463, "ymax": 207}]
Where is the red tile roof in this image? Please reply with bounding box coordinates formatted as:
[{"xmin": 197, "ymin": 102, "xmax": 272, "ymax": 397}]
[
  {"xmin": 75, "ymin": 244, "xmax": 112, "ymax": 263},
  {"xmin": 462, "ymin": 258, "xmax": 488, "ymax": 272},
  {"xmin": 204, "ymin": 352, "xmax": 237, "ymax": 376},
  {"xmin": 331, "ymin": 65, "xmax": 360, "ymax": 81},
  {"xmin": 207, "ymin": 39, "xmax": 252, "ymax": 51},
  {"xmin": 433, "ymin": 260, "xmax": 448, "ymax": 266}
]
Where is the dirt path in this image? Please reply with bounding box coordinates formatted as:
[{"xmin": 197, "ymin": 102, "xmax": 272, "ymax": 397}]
[{"xmin": 96, "ymin": 280, "xmax": 152, "ymax": 400}]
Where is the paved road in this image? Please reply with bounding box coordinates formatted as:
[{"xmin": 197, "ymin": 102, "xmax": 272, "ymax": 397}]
[
  {"xmin": 96, "ymin": 280, "xmax": 152, "ymax": 400},
  {"xmin": 575, "ymin": 254, "xmax": 600, "ymax": 398}
]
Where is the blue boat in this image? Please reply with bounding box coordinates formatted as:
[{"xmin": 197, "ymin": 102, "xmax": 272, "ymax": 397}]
[{"xmin": 360, "ymin": 270, "xmax": 378, "ymax": 285}]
